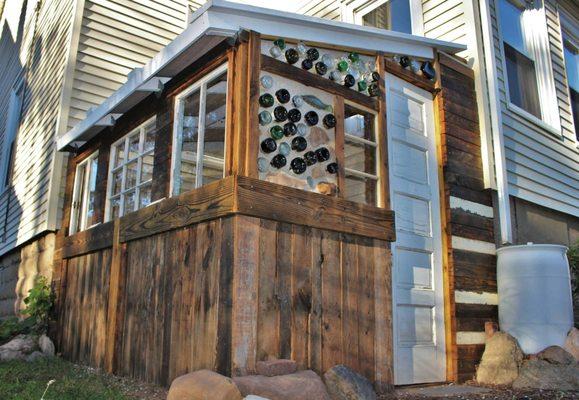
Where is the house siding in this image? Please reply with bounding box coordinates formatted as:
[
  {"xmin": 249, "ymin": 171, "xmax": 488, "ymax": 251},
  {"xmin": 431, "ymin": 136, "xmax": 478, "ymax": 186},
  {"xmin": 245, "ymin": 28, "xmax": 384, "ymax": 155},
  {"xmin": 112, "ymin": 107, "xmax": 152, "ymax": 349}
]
[
  {"xmin": 0, "ymin": 0, "xmax": 75, "ymax": 256},
  {"xmin": 488, "ymin": 0, "xmax": 579, "ymax": 217}
]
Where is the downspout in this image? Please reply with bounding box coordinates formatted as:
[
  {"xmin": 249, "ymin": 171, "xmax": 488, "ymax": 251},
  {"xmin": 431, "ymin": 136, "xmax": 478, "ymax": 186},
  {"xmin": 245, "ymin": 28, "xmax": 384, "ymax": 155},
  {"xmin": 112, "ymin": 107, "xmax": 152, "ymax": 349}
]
[{"xmin": 477, "ymin": 0, "xmax": 513, "ymax": 244}]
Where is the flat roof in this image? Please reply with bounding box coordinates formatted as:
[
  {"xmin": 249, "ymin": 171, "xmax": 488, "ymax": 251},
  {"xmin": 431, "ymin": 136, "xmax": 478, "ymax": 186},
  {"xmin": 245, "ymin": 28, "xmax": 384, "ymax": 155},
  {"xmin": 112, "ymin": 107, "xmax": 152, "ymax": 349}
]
[{"xmin": 57, "ymin": 0, "xmax": 466, "ymax": 151}]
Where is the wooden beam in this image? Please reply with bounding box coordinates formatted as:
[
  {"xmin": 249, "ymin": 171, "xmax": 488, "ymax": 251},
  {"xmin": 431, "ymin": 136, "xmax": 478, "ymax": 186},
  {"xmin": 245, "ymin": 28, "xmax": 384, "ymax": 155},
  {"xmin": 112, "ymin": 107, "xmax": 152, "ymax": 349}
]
[
  {"xmin": 376, "ymin": 54, "xmax": 390, "ymax": 209},
  {"xmin": 61, "ymin": 221, "xmax": 114, "ymax": 259},
  {"xmin": 333, "ymin": 96, "xmax": 346, "ymax": 198},
  {"xmin": 383, "ymin": 57, "xmax": 437, "ymax": 94},
  {"xmin": 261, "ymin": 55, "xmax": 379, "ymax": 112},
  {"xmin": 244, "ymin": 31, "xmax": 261, "ymax": 178}
]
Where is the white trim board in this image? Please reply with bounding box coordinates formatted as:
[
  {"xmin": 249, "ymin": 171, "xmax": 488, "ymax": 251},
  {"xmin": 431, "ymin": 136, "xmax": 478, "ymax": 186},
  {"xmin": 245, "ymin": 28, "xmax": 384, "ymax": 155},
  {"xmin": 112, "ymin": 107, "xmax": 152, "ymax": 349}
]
[
  {"xmin": 456, "ymin": 332, "xmax": 487, "ymax": 345},
  {"xmin": 455, "ymin": 290, "xmax": 498, "ymax": 305},
  {"xmin": 449, "ymin": 196, "xmax": 494, "ymax": 218},
  {"xmin": 451, "ymin": 236, "xmax": 497, "ymax": 255}
]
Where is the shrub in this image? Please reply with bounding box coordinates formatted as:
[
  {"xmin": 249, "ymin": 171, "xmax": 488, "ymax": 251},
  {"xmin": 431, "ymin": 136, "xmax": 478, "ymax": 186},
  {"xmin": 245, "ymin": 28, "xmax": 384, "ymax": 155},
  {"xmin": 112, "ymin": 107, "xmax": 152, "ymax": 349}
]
[
  {"xmin": 569, "ymin": 240, "xmax": 579, "ymax": 327},
  {"xmin": 0, "ymin": 316, "xmax": 35, "ymax": 345},
  {"xmin": 22, "ymin": 276, "xmax": 54, "ymax": 333}
]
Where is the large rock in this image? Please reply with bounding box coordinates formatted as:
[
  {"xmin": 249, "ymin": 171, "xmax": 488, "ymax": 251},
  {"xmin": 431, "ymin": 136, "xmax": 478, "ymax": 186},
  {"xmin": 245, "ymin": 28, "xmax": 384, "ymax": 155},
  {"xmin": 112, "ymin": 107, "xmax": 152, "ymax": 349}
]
[
  {"xmin": 476, "ymin": 332, "xmax": 523, "ymax": 386},
  {"xmin": 26, "ymin": 351, "xmax": 45, "ymax": 362},
  {"xmin": 564, "ymin": 327, "xmax": 579, "ymax": 362},
  {"xmin": 38, "ymin": 334, "xmax": 55, "ymax": 357},
  {"xmin": 513, "ymin": 359, "xmax": 579, "ymax": 391},
  {"xmin": 323, "ymin": 365, "xmax": 376, "ymax": 400},
  {"xmin": 537, "ymin": 346, "xmax": 575, "ymax": 365},
  {"xmin": 0, "ymin": 334, "xmax": 39, "ymax": 361},
  {"xmin": 167, "ymin": 370, "xmax": 242, "ymax": 400},
  {"xmin": 234, "ymin": 370, "xmax": 331, "ymax": 400},
  {"xmin": 256, "ymin": 360, "xmax": 297, "ymax": 377}
]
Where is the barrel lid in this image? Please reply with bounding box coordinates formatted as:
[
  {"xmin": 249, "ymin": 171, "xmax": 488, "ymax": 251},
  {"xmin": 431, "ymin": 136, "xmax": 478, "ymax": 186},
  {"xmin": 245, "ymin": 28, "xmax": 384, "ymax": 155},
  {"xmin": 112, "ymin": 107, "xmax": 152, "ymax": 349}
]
[{"xmin": 496, "ymin": 243, "xmax": 568, "ymax": 254}]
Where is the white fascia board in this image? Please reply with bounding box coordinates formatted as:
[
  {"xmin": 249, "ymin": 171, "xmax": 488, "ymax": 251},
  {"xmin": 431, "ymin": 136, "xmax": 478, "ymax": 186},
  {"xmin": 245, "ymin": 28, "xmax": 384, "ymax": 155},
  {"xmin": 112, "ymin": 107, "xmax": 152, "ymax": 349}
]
[{"xmin": 205, "ymin": 0, "xmax": 466, "ymax": 58}]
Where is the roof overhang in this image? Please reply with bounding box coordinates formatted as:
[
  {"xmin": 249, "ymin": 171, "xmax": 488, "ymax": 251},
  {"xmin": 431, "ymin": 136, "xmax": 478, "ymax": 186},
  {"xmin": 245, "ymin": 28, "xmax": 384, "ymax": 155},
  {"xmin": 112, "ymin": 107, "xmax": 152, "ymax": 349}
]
[{"xmin": 57, "ymin": 0, "xmax": 466, "ymax": 151}]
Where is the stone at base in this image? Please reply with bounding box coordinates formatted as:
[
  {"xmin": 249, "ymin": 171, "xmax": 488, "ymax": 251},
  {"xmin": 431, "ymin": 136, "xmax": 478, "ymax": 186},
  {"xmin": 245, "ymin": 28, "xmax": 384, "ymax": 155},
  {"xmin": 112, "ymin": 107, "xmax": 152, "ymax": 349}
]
[
  {"xmin": 0, "ymin": 334, "xmax": 38, "ymax": 354},
  {"xmin": 565, "ymin": 327, "xmax": 579, "ymax": 362},
  {"xmin": 323, "ymin": 365, "xmax": 376, "ymax": 400},
  {"xmin": 245, "ymin": 396, "xmax": 270, "ymax": 400},
  {"xmin": 536, "ymin": 345, "xmax": 575, "ymax": 365},
  {"xmin": 167, "ymin": 370, "xmax": 242, "ymax": 400},
  {"xmin": 234, "ymin": 370, "xmax": 331, "ymax": 400},
  {"xmin": 38, "ymin": 334, "xmax": 55, "ymax": 357},
  {"xmin": 475, "ymin": 332, "xmax": 523, "ymax": 386},
  {"xmin": 256, "ymin": 359, "xmax": 297, "ymax": 377},
  {"xmin": 26, "ymin": 351, "xmax": 45, "ymax": 362},
  {"xmin": 512, "ymin": 359, "xmax": 579, "ymax": 391}
]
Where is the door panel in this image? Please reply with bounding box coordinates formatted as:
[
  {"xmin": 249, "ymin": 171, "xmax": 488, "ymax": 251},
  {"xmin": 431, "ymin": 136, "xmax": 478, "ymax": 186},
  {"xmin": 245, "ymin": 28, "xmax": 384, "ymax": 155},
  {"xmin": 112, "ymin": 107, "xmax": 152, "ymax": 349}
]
[{"xmin": 386, "ymin": 74, "xmax": 445, "ymax": 385}]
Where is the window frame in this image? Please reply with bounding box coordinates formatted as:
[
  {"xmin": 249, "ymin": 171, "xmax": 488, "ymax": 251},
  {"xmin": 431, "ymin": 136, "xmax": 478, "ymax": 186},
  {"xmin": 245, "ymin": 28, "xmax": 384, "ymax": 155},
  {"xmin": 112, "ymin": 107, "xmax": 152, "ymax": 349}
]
[
  {"xmin": 70, "ymin": 151, "xmax": 99, "ymax": 235},
  {"xmin": 170, "ymin": 62, "xmax": 229, "ymax": 196},
  {"xmin": 345, "ymin": 0, "xmax": 423, "ymax": 35},
  {"xmin": 495, "ymin": 0, "xmax": 562, "ymax": 135},
  {"xmin": 342, "ymin": 100, "xmax": 381, "ymax": 206},
  {"xmin": 1, "ymin": 78, "xmax": 24, "ymax": 190},
  {"xmin": 559, "ymin": 9, "xmax": 579, "ymax": 143},
  {"xmin": 104, "ymin": 116, "xmax": 156, "ymax": 221}
]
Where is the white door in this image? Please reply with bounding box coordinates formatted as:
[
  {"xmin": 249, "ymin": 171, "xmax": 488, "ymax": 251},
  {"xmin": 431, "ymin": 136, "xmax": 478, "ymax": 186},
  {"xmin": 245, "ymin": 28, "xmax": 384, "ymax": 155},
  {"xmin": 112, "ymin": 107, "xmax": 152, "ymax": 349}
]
[{"xmin": 385, "ymin": 74, "xmax": 446, "ymax": 385}]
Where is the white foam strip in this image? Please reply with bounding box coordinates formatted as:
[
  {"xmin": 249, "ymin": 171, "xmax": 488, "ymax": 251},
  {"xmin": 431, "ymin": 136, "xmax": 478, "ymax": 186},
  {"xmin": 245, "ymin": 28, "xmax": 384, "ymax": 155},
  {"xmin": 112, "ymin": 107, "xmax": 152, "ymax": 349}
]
[
  {"xmin": 452, "ymin": 236, "xmax": 496, "ymax": 255},
  {"xmin": 457, "ymin": 332, "xmax": 486, "ymax": 345},
  {"xmin": 455, "ymin": 290, "xmax": 498, "ymax": 305},
  {"xmin": 449, "ymin": 196, "xmax": 494, "ymax": 218}
]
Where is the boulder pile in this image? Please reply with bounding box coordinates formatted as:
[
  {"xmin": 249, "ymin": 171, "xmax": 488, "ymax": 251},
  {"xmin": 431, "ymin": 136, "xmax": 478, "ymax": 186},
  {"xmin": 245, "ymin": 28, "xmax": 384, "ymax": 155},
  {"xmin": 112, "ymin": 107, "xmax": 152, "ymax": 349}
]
[
  {"xmin": 167, "ymin": 361, "xmax": 378, "ymax": 400},
  {"xmin": 0, "ymin": 333, "xmax": 55, "ymax": 362},
  {"xmin": 476, "ymin": 328, "xmax": 579, "ymax": 390}
]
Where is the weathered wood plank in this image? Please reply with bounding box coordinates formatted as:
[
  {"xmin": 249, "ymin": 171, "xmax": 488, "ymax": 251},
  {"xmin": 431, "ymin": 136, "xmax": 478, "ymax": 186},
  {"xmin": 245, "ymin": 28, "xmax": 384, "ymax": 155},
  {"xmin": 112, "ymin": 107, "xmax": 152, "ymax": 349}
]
[
  {"xmin": 384, "ymin": 57, "xmax": 437, "ymax": 93},
  {"xmin": 277, "ymin": 222, "xmax": 293, "ymax": 360},
  {"xmin": 235, "ymin": 176, "xmax": 395, "ymax": 241},
  {"xmin": 291, "ymin": 225, "xmax": 312, "ymax": 369},
  {"xmin": 61, "ymin": 221, "xmax": 114, "ymax": 258}
]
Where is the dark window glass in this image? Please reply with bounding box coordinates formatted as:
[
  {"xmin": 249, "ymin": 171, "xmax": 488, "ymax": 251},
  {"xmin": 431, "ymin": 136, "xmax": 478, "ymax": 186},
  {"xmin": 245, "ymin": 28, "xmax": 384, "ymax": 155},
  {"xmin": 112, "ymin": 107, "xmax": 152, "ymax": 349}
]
[{"xmin": 362, "ymin": 0, "xmax": 412, "ymax": 34}]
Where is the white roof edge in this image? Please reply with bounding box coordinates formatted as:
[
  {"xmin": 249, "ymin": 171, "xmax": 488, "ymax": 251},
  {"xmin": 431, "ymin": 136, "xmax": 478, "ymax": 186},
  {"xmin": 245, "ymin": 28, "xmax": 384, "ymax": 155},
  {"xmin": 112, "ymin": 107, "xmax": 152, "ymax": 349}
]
[{"xmin": 58, "ymin": 0, "xmax": 467, "ymax": 151}]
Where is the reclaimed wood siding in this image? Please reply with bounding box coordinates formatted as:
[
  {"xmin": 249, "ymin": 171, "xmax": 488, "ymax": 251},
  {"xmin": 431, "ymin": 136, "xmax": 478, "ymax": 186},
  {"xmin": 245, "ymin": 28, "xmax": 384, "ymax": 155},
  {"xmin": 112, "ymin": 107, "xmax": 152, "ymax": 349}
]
[
  {"xmin": 57, "ymin": 214, "xmax": 393, "ymax": 387},
  {"xmin": 59, "ymin": 248, "xmax": 113, "ymax": 370},
  {"xmin": 438, "ymin": 57, "xmax": 497, "ymax": 382},
  {"xmin": 248, "ymin": 217, "xmax": 392, "ymax": 384}
]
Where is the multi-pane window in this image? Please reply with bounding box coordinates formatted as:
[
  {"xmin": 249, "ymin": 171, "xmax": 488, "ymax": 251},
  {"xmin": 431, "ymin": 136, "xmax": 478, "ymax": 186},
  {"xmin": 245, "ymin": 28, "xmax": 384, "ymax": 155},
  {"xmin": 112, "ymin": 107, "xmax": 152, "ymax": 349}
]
[
  {"xmin": 172, "ymin": 63, "xmax": 228, "ymax": 195},
  {"xmin": 70, "ymin": 152, "xmax": 98, "ymax": 234},
  {"xmin": 498, "ymin": 0, "xmax": 541, "ymax": 119},
  {"xmin": 344, "ymin": 104, "xmax": 379, "ymax": 205},
  {"xmin": 359, "ymin": 0, "xmax": 413, "ymax": 34},
  {"xmin": 562, "ymin": 28, "xmax": 578, "ymax": 141},
  {"xmin": 106, "ymin": 118, "xmax": 156, "ymax": 220}
]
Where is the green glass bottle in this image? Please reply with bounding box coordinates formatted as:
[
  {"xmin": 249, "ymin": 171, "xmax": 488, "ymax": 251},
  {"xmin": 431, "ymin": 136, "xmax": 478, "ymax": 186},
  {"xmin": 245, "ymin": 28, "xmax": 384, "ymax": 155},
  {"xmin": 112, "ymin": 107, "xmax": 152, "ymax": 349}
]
[
  {"xmin": 259, "ymin": 93, "xmax": 274, "ymax": 108},
  {"xmin": 270, "ymin": 125, "xmax": 284, "ymax": 140}
]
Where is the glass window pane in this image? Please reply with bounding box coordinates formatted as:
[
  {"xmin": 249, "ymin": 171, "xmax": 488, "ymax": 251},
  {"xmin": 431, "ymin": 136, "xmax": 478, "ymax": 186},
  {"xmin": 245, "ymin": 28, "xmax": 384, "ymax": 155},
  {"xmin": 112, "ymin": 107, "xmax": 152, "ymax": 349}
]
[
  {"xmin": 124, "ymin": 190, "xmax": 136, "ymax": 214},
  {"xmin": 563, "ymin": 37, "xmax": 578, "ymax": 92},
  {"xmin": 499, "ymin": 0, "xmax": 526, "ymax": 54},
  {"xmin": 345, "ymin": 141, "xmax": 376, "ymax": 175},
  {"xmin": 202, "ymin": 72, "xmax": 227, "ymax": 184},
  {"xmin": 139, "ymin": 183, "xmax": 152, "ymax": 209},
  {"xmin": 71, "ymin": 163, "xmax": 87, "ymax": 233},
  {"xmin": 345, "ymin": 174, "xmax": 377, "ymax": 205},
  {"xmin": 110, "ymin": 196, "xmax": 120, "ymax": 220},
  {"xmin": 504, "ymin": 42, "xmax": 541, "ymax": 118},
  {"xmin": 114, "ymin": 141, "xmax": 125, "ymax": 168},
  {"xmin": 111, "ymin": 169, "xmax": 123, "ymax": 196},
  {"xmin": 125, "ymin": 160, "xmax": 138, "ymax": 189},
  {"xmin": 362, "ymin": 0, "xmax": 412, "ymax": 34},
  {"xmin": 144, "ymin": 121, "xmax": 156, "ymax": 152},
  {"xmin": 344, "ymin": 105, "xmax": 377, "ymax": 176},
  {"xmin": 178, "ymin": 87, "xmax": 201, "ymax": 193},
  {"xmin": 141, "ymin": 152, "xmax": 154, "ymax": 183},
  {"xmin": 128, "ymin": 134, "xmax": 140, "ymax": 160},
  {"xmin": 83, "ymin": 156, "xmax": 98, "ymax": 229}
]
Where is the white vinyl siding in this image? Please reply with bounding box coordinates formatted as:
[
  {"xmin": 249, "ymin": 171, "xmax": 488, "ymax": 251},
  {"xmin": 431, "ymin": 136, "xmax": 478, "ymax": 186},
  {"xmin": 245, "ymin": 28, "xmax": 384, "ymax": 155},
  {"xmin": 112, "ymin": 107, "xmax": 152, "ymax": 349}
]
[
  {"xmin": 0, "ymin": 0, "xmax": 75, "ymax": 254},
  {"xmin": 65, "ymin": 0, "xmax": 189, "ymax": 131}
]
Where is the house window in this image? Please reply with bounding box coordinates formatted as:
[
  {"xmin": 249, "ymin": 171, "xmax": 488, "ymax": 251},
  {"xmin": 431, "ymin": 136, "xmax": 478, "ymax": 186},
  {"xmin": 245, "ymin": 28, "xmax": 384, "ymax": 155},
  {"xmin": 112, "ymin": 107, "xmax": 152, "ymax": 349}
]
[
  {"xmin": 497, "ymin": 0, "xmax": 560, "ymax": 130},
  {"xmin": 106, "ymin": 117, "xmax": 156, "ymax": 220},
  {"xmin": 562, "ymin": 27, "xmax": 578, "ymax": 141},
  {"xmin": 359, "ymin": 0, "xmax": 412, "ymax": 34},
  {"xmin": 172, "ymin": 63, "xmax": 228, "ymax": 195},
  {"xmin": 70, "ymin": 151, "xmax": 99, "ymax": 234},
  {"xmin": 1, "ymin": 80, "xmax": 24, "ymax": 188},
  {"xmin": 343, "ymin": 104, "xmax": 379, "ymax": 205}
]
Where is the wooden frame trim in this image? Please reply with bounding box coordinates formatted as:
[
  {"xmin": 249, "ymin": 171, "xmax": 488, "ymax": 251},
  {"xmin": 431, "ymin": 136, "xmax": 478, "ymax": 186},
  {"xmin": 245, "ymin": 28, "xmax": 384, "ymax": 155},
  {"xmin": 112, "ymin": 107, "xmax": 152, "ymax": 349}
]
[
  {"xmin": 383, "ymin": 57, "xmax": 437, "ymax": 94},
  {"xmin": 61, "ymin": 221, "xmax": 114, "ymax": 259},
  {"xmin": 116, "ymin": 175, "xmax": 395, "ymax": 243},
  {"xmin": 260, "ymin": 55, "xmax": 379, "ymax": 112},
  {"xmin": 376, "ymin": 54, "xmax": 391, "ymax": 209}
]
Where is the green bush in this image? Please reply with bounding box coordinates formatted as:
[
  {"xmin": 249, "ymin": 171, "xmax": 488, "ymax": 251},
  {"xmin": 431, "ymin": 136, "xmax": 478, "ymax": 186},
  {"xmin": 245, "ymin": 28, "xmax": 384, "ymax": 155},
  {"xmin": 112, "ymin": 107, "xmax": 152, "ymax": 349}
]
[
  {"xmin": 22, "ymin": 276, "xmax": 54, "ymax": 333},
  {"xmin": 0, "ymin": 317, "xmax": 35, "ymax": 345},
  {"xmin": 569, "ymin": 240, "xmax": 579, "ymax": 322}
]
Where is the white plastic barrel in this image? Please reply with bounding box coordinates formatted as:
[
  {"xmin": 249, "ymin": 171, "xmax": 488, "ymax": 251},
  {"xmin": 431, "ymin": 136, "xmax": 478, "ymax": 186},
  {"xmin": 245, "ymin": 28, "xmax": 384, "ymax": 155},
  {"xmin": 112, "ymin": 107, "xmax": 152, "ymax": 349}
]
[{"xmin": 497, "ymin": 243, "xmax": 573, "ymax": 354}]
